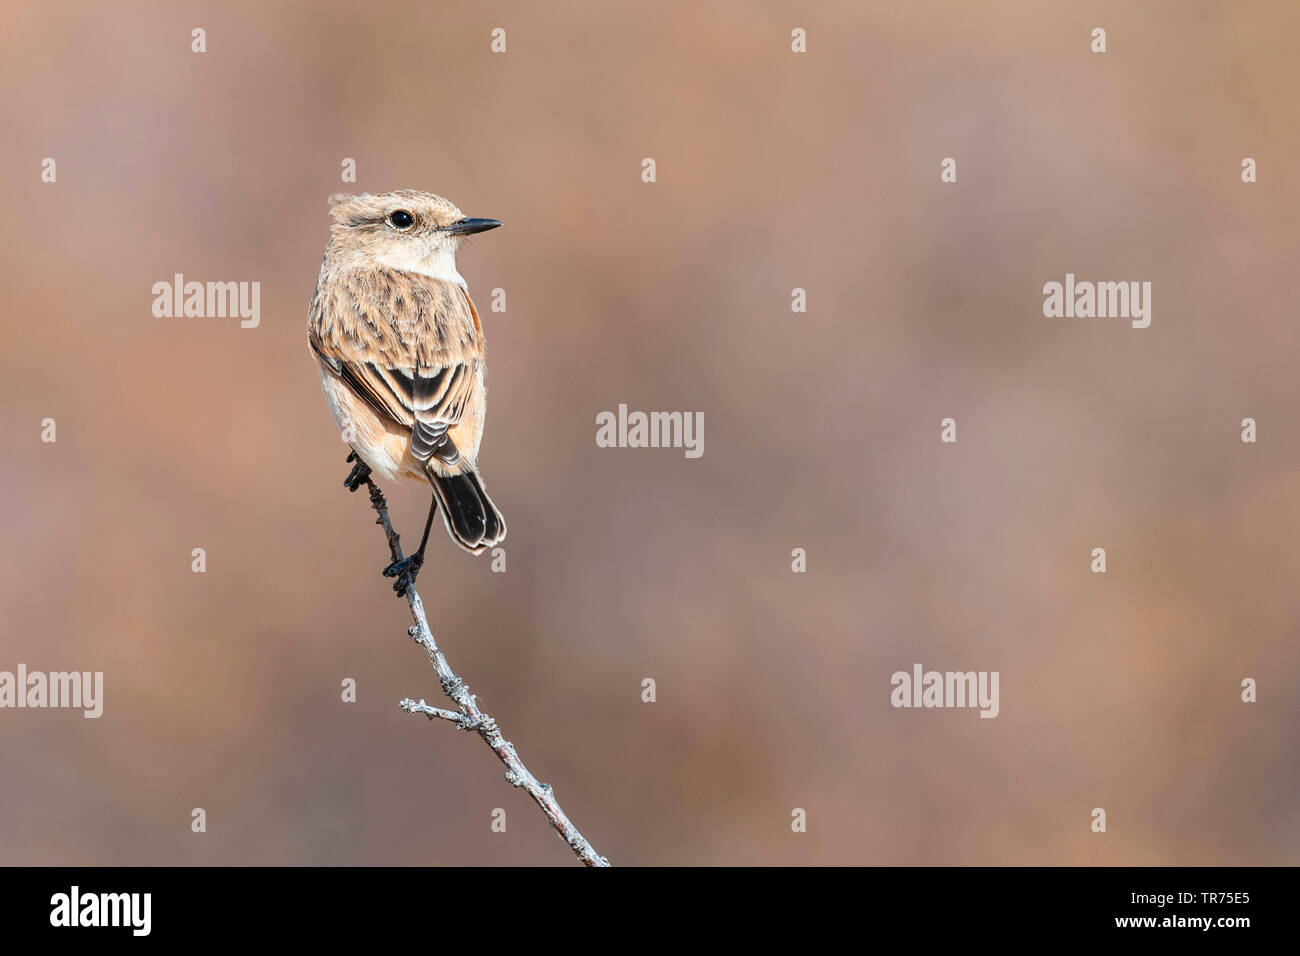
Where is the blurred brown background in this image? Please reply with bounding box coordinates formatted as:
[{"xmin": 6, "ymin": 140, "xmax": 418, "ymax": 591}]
[{"xmin": 1, "ymin": 0, "xmax": 1297, "ymax": 865}]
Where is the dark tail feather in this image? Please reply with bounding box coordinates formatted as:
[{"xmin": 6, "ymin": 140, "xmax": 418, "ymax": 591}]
[{"xmin": 428, "ymin": 467, "xmax": 506, "ymax": 554}]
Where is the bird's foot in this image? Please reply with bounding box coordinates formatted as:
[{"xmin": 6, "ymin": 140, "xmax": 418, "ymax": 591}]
[
  {"xmin": 343, "ymin": 451, "xmax": 372, "ymax": 492},
  {"xmin": 383, "ymin": 553, "xmax": 424, "ymax": 597}
]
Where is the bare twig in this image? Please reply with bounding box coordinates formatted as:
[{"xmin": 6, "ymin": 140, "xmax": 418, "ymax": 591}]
[{"xmin": 359, "ymin": 479, "xmax": 610, "ymax": 867}]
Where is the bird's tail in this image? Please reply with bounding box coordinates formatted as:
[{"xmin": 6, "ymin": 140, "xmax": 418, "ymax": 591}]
[{"xmin": 428, "ymin": 466, "xmax": 506, "ymax": 554}]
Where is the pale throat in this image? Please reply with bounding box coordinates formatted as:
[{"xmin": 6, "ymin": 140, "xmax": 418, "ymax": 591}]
[{"xmin": 376, "ymin": 241, "xmax": 466, "ymax": 287}]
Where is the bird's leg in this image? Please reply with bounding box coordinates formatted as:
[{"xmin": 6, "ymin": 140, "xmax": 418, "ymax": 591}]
[
  {"xmin": 384, "ymin": 495, "xmax": 438, "ymax": 597},
  {"xmin": 343, "ymin": 450, "xmax": 371, "ymax": 492}
]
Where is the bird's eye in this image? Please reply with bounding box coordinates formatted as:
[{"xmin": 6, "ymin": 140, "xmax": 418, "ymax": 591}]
[{"xmin": 388, "ymin": 210, "xmax": 414, "ymax": 229}]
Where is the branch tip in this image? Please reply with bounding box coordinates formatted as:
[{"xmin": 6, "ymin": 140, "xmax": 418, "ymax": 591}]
[{"xmin": 356, "ymin": 475, "xmax": 609, "ymax": 866}]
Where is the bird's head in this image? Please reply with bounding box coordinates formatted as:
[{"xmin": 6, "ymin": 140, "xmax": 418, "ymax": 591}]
[{"xmin": 325, "ymin": 189, "xmax": 501, "ymax": 284}]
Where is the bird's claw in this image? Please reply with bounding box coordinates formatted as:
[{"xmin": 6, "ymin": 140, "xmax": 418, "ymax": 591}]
[
  {"xmin": 343, "ymin": 451, "xmax": 371, "ymax": 492},
  {"xmin": 383, "ymin": 553, "xmax": 423, "ymax": 597}
]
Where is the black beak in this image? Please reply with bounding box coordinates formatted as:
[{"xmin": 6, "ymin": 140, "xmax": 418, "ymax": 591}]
[{"xmin": 443, "ymin": 217, "xmax": 502, "ymax": 236}]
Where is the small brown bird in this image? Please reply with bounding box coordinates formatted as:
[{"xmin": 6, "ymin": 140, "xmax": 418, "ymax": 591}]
[{"xmin": 307, "ymin": 189, "xmax": 506, "ymax": 594}]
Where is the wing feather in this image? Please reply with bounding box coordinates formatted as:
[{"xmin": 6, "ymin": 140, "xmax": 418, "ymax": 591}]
[{"xmin": 308, "ymin": 269, "xmax": 483, "ymax": 466}]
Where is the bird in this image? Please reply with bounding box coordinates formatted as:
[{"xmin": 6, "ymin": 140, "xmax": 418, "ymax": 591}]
[{"xmin": 307, "ymin": 189, "xmax": 506, "ymax": 595}]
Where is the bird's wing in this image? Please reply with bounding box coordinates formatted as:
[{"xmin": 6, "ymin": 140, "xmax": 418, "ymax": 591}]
[{"xmin": 309, "ymin": 270, "xmax": 482, "ymax": 466}]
